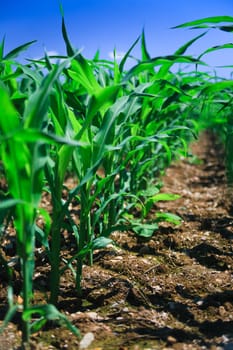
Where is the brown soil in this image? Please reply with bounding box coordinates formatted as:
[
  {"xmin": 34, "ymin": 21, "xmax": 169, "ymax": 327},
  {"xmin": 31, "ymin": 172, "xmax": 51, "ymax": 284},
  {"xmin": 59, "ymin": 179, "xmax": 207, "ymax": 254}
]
[{"xmin": 1, "ymin": 131, "xmax": 233, "ymax": 350}]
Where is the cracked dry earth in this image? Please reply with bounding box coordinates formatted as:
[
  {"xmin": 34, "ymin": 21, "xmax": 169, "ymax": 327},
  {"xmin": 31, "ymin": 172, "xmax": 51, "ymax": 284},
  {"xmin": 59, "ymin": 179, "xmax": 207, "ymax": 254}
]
[{"xmin": 1, "ymin": 131, "xmax": 233, "ymax": 350}]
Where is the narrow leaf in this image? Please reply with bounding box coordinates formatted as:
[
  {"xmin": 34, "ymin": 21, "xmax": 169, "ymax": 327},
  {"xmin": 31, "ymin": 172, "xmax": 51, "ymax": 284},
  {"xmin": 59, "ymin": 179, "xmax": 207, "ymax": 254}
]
[
  {"xmin": 152, "ymin": 193, "xmax": 180, "ymax": 203},
  {"xmin": 198, "ymin": 43, "xmax": 233, "ymax": 60},
  {"xmin": 201, "ymin": 80, "xmax": 233, "ymax": 94},
  {"xmin": 91, "ymin": 237, "xmax": 113, "ymax": 250},
  {"xmin": 119, "ymin": 35, "xmax": 140, "ymax": 73},
  {"xmin": 172, "ymin": 16, "xmax": 233, "ymax": 29},
  {"xmin": 60, "ymin": 3, "xmax": 76, "ymax": 57},
  {"xmin": 218, "ymin": 25, "xmax": 233, "ymax": 32},
  {"xmin": 123, "ymin": 55, "xmax": 206, "ymax": 81},
  {"xmin": 156, "ymin": 212, "xmax": 181, "ymax": 225},
  {"xmin": 24, "ymin": 60, "xmax": 68, "ymax": 129},
  {"xmin": 141, "ymin": 28, "xmax": 151, "ymax": 61},
  {"xmin": 0, "ymin": 83, "xmax": 20, "ymax": 132},
  {"xmin": 0, "ymin": 36, "xmax": 5, "ymax": 59},
  {"xmin": 4, "ymin": 40, "xmax": 36, "ymax": 60}
]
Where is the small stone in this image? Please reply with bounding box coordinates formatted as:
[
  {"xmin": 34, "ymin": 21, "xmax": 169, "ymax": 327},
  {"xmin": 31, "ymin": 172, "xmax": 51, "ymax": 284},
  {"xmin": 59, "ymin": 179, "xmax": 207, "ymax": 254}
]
[
  {"xmin": 122, "ymin": 307, "xmax": 129, "ymax": 312},
  {"xmin": 219, "ymin": 305, "xmax": 226, "ymax": 317},
  {"xmin": 224, "ymin": 302, "xmax": 232, "ymax": 311},
  {"xmin": 79, "ymin": 332, "xmax": 95, "ymax": 349},
  {"xmin": 167, "ymin": 335, "xmax": 177, "ymax": 344},
  {"xmin": 173, "ymin": 343, "xmax": 184, "ymax": 350},
  {"xmin": 86, "ymin": 311, "xmax": 98, "ymax": 320}
]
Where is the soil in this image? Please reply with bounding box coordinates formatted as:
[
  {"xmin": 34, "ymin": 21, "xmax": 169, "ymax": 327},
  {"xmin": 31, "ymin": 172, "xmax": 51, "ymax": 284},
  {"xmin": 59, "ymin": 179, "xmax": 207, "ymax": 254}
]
[{"xmin": 1, "ymin": 131, "xmax": 233, "ymax": 350}]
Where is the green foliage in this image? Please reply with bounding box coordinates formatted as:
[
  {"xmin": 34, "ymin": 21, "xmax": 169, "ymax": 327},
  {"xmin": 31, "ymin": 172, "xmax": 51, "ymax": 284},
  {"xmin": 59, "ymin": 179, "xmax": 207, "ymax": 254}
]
[{"xmin": 0, "ymin": 13, "xmax": 232, "ymax": 348}]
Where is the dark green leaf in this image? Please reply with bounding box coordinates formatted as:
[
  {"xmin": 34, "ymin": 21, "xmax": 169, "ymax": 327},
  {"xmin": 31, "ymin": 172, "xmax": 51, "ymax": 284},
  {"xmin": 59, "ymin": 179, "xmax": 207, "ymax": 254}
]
[
  {"xmin": 4, "ymin": 40, "xmax": 36, "ymax": 60},
  {"xmin": 119, "ymin": 35, "xmax": 140, "ymax": 73}
]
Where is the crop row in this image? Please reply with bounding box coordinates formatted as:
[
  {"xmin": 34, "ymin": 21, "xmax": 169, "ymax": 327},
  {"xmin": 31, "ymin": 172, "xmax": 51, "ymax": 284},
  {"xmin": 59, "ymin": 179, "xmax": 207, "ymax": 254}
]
[{"xmin": 0, "ymin": 14, "xmax": 232, "ymax": 347}]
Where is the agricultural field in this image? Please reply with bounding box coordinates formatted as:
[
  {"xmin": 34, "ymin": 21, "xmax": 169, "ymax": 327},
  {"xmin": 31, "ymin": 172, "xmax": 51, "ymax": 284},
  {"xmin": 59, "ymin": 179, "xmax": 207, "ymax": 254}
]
[{"xmin": 0, "ymin": 15, "xmax": 233, "ymax": 350}]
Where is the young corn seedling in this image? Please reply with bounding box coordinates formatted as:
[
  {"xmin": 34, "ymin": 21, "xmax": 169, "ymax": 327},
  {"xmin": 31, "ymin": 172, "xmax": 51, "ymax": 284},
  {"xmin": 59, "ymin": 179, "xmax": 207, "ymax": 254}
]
[
  {"xmin": 0, "ymin": 54, "xmax": 81, "ymax": 345},
  {"xmin": 65, "ymin": 57, "xmax": 122, "ymax": 295}
]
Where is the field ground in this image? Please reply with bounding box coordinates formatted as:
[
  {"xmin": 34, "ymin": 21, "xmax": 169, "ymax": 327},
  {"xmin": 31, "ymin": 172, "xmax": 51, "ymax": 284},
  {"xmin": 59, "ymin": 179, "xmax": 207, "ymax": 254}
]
[{"xmin": 1, "ymin": 131, "xmax": 233, "ymax": 350}]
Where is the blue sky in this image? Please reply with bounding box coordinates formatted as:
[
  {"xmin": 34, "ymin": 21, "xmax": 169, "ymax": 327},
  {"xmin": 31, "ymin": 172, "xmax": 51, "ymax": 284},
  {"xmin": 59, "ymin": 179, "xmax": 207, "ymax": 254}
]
[{"xmin": 1, "ymin": 0, "xmax": 233, "ymax": 77}]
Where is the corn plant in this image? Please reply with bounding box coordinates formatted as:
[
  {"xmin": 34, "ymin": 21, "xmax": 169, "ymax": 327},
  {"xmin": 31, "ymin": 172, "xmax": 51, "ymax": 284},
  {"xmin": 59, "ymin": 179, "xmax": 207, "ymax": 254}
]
[
  {"xmin": 0, "ymin": 10, "xmax": 232, "ymax": 348},
  {"xmin": 173, "ymin": 16, "xmax": 233, "ymax": 190},
  {"xmin": 0, "ymin": 50, "xmax": 81, "ymax": 345},
  {"xmin": 54, "ymin": 17, "xmax": 211, "ymax": 291}
]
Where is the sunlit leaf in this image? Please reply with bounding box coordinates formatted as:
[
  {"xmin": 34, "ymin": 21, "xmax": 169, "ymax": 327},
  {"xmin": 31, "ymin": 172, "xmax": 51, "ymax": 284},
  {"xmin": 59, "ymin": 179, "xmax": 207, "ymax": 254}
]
[{"xmin": 172, "ymin": 16, "xmax": 233, "ymax": 29}]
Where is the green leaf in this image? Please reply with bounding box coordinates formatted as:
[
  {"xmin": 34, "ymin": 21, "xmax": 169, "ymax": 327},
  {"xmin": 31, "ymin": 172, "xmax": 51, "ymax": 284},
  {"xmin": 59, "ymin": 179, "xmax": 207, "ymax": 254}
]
[
  {"xmin": 172, "ymin": 16, "xmax": 233, "ymax": 29},
  {"xmin": 156, "ymin": 212, "xmax": 181, "ymax": 225},
  {"xmin": 23, "ymin": 304, "xmax": 81, "ymax": 337},
  {"xmin": 0, "ymin": 83, "xmax": 20, "ymax": 132},
  {"xmin": 23, "ymin": 304, "xmax": 59, "ymax": 321},
  {"xmin": 151, "ymin": 193, "xmax": 180, "ymax": 202},
  {"xmin": 35, "ymin": 225, "xmax": 50, "ymax": 250},
  {"xmin": 30, "ymin": 318, "xmax": 47, "ymax": 333},
  {"xmin": 141, "ymin": 28, "xmax": 151, "ymax": 61},
  {"xmin": 139, "ymin": 186, "xmax": 160, "ymax": 197},
  {"xmin": 0, "ymin": 198, "xmax": 24, "ymax": 209},
  {"xmin": 144, "ymin": 191, "xmax": 180, "ymax": 217},
  {"xmin": 5, "ymin": 128, "xmax": 87, "ymax": 147},
  {"xmin": 119, "ymin": 35, "xmax": 140, "ymax": 73},
  {"xmin": 0, "ymin": 36, "xmax": 5, "ymax": 60},
  {"xmin": 123, "ymin": 55, "xmax": 206, "ymax": 81},
  {"xmin": 131, "ymin": 222, "xmax": 159, "ymax": 238},
  {"xmin": 198, "ymin": 43, "xmax": 233, "ymax": 60},
  {"xmin": 201, "ymin": 80, "xmax": 233, "ymax": 94},
  {"xmin": 218, "ymin": 25, "xmax": 233, "ymax": 32},
  {"xmin": 87, "ymin": 84, "xmax": 121, "ymax": 121},
  {"xmin": 24, "ymin": 60, "xmax": 69, "ymax": 129},
  {"xmin": 3, "ymin": 40, "xmax": 36, "ymax": 60},
  {"xmin": 175, "ymin": 32, "xmax": 208, "ymax": 55},
  {"xmin": 157, "ymin": 32, "xmax": 207, "ymax": 78},
  {"xmin": 0, "ymin": 305, "xmax": 19, "ymax": 334},
  {"xmin": 91, "ymin": 237, "xmax": 113, "ymax": 250},
  {"xmin": 60, "ymin": 5, "xmax": 76, "ymax": 57},
  {"xmin": 68, "ymin": 56, "xmax": 101, "ymax": 94}
]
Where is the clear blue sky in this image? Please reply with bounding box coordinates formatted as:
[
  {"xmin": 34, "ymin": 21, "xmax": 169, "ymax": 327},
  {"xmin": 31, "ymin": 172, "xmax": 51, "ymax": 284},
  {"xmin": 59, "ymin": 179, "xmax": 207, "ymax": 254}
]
[{"xmin": 1, "ymin": 0, "xmax": 233, "ymax": 77}]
